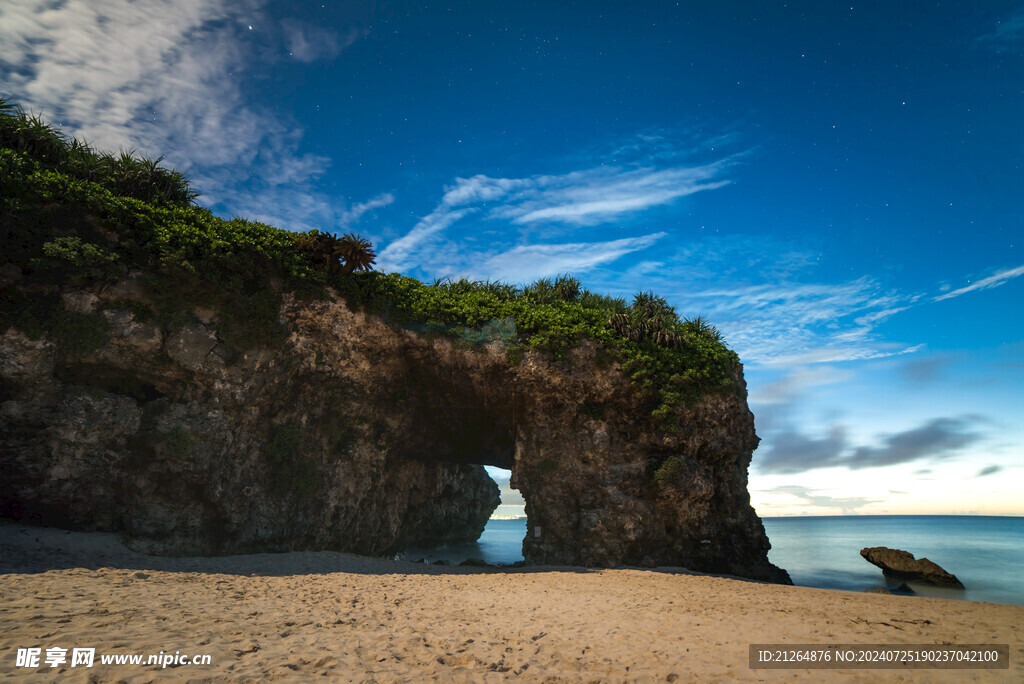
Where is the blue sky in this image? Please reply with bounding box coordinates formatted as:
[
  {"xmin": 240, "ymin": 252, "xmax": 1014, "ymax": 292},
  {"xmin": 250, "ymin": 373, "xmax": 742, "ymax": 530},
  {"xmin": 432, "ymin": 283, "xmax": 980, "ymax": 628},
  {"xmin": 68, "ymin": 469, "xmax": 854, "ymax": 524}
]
[{"xmin": 2, "ymin": 0, "xmax": 1021, "ymax": 516}]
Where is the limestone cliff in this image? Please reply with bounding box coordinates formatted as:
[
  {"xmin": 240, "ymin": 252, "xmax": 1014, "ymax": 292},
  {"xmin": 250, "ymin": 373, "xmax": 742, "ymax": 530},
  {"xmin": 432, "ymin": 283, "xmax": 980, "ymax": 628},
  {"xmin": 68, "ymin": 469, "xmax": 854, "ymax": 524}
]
[{"xmin": 0, "ymin": 275, "xmax": 788, "ymax": 583}]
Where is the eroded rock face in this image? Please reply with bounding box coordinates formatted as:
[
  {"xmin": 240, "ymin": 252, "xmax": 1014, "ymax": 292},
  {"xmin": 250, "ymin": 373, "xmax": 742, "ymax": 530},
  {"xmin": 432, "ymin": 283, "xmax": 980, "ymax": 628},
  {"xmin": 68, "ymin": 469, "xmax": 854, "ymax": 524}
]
[
  {"xmin": 512, "ymin": 348, "xmax": 788, "ymax": 582},
  {"xmin": 0, "ymin": 280, "xmax": 788, "ymax": 582},
  {"xmin": 860, "ymin": 547, "xmax": 964, "ymax": 588}
]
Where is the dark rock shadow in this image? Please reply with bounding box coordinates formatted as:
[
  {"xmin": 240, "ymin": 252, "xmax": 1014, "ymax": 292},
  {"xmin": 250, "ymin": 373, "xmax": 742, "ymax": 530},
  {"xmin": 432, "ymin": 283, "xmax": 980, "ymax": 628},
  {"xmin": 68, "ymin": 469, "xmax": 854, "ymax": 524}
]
[{"xmin": 0, "ymin": 520, "xmax": 601, "ymax": 577}]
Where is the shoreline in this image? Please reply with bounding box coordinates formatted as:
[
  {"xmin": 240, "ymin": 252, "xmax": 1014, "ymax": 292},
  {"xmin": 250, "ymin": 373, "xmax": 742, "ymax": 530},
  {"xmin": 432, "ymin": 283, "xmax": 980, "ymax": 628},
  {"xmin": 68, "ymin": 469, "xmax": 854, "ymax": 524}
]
[{"xmin": 1, "ymin": 520, "xmax": 1021, "ymax": 681}]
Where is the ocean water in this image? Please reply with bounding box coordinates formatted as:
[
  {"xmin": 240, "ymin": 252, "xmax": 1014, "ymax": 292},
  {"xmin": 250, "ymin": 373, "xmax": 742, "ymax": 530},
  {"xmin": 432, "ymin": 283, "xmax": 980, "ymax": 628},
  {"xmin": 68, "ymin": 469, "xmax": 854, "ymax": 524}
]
[
  {"xmin": 401, "ymin": 515, "xmax": 1024, "ymax": 606},
  {"xmin": 762, "ymin": 515, "xmax": 1024, "ymax": 606},
  {"xmin": 399, "ymin": 518, "xmax": 529, "ymax": 567}
]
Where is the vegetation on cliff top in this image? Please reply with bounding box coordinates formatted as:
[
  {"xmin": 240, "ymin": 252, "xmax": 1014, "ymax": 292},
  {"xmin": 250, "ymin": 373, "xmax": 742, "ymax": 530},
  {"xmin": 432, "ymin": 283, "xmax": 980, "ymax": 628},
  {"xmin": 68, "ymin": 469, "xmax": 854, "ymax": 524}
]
[{"xmin": 0, "ymin": 99, "xmax": 740, "ymax": 421}]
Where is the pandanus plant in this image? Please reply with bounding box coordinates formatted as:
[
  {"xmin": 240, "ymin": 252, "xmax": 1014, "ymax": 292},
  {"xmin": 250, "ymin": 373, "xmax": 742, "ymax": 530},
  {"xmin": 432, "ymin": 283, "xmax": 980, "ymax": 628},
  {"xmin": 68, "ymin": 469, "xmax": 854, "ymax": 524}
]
[
  {"xmin": 0, "ymin": 104, "xmax": 69, "ymax": 165},
  {"xmin": 607, "ymin": 291, "xmax": 725, "ymax": 350},
  {"xmin": 606, "ymin": 290, "xmax": 729, "ymax": 350},
  {"xmin": 0, "ymin": 99, "xmax": 197, "ymax": 205},
  {"xmin": 523, "ymin": 274, "xmax": 583, "ymax": 305},
  {"xmin": 0, "ymin": 99, "xmax": 198, "ymax": 206},
  {"xmin": 609, "ymin": 291, "xmax": 678, "ymax": 344},
  {"xmin": 296, "ymin": 231, "xmax": 376, "ymax": 275}
]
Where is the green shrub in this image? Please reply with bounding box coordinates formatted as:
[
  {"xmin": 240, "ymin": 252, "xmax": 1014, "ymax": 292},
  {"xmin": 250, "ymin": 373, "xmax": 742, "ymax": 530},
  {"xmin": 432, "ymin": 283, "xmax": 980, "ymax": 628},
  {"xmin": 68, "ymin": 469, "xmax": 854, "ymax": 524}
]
[
  {"xmin": 653, "ymin": 454, "xmax": 685, "ymax": 486},
  {"xmin": 0, "ymin": 98, "xmax": 196, "ymax": 205},
  {"xmin": 42, "ymin": 236, "xmax": 118, "ymax": 268},
  {"xmin": 505, "ymin": 343, "xmax": 525, "ymax": 366}
]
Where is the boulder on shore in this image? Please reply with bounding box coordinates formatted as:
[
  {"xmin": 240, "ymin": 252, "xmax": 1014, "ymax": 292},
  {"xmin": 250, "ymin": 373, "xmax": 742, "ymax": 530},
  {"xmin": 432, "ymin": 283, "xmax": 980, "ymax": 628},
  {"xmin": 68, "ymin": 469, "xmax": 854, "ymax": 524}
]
[{"xmin": 859, "ymin": 547, "xmax": 964, "ymax": 588}]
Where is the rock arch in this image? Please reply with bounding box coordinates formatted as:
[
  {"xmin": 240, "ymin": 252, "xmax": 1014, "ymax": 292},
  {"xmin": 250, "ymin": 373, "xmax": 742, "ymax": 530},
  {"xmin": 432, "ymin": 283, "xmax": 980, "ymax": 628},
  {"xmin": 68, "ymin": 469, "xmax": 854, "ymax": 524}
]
[{"xmin": 0, "ymin": 290, "xmax": 788, "ymax": 583}]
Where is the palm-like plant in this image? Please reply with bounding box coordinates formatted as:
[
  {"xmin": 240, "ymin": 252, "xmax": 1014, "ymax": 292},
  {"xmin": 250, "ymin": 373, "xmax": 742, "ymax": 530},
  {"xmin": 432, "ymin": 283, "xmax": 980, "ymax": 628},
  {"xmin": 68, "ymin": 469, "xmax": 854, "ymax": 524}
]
[
  {"xmin": 681, "ymin": 315, "xmax": 724, "ymax": 343},
  {"xmin": 295, "ymin": 230, "xmax": 342, "ymax": 274},
  {"xmin": 0, "ymin": 108, "xmax": 69, "ymax": 165},
  {"xmin": 0, "ymin": 100, "xmax": 197, "ymax": 207},
  {"xmin": 553, "ymin": 274, "xmax": 582, "ymax": 302},
  {"xmin": 523, "ymin": 274, "xmax": 583, "ymax": 304},
  {"xmin": 65, "ymin": 139, "xmax": 106, "ymax": 182},
  {"xmin": 337, "ymin": 232, "xmax": 376, "ymax": 274},
  {"xmin": 609, "ymin": 291, "xmax": 684, "ymax": 347},
  {"xmin": 482, "ymin": 280, "xmax": 522, "ymax": 301}
]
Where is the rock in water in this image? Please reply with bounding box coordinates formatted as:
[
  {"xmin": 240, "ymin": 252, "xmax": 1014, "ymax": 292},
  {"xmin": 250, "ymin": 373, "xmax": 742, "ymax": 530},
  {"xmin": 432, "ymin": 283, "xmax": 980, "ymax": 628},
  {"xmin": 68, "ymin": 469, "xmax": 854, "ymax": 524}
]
[{"xmin": 859, "ymin": 547, "xmax": 964, "ymax": 588}]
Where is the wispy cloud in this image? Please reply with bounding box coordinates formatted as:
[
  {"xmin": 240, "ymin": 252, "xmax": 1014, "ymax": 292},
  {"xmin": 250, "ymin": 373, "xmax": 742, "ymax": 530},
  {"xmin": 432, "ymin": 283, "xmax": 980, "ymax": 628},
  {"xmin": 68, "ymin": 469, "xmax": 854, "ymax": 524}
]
[
  {"xmin": 976, "ymin": 465, "xmax": 1002, "ymax": 477},
  {"xmin": 751, "ymin": 366, "xmax": 855, "ymax": 404},
  {"xmin": 377, "ymin": 207, "xmax": 475, "ymax": 273},
  {"xmin": 281, "ymin": 19, "xmax": 363, "ymax": 63},
  {"xmin": 378, "ymin": 143, "xmax": 736, "ymax": 277},
  {"xmin": 755, "ymin": 425, "xmax": 850, "ymax": 474},
  {"xmin": 505, "ymin": 166, "xmax": 729, "ymax": 225},
  {"xmin": 676, "ymin": 277, "xmax": 921, "ymax": 366},
  {"xmin": 464, "ymin": 233, "xmax": 667, "ymax": 283},
  {"xmin": 846, "ymin": 417, "xmax": 983, "ymax": 469},
  {"xmin": 977, "ymin": 9, "xmax": 1024, "ymax": 51},
  {"xmin": 754, "ymin": 415, "xmax": 986, "ymax": 474},
  {"xmin": 933, "ymin": 263, "xmax": 1024, "ymax": 302},
  {"xmin": 0, "ymin": 0, "xmax": 370, "ymax": 232},
  {"xmin": 339, "ymin": 193, "xmax": 395, "ymax": 227},
  {"xmin": 675, "ymin": 258, "xmax": 1022, "ymax": 367},
  {"xmin": 760, "ymin": 485, "xmax": 881, "ymax": 514},
  {"xmin": 443, "ymin": 162, "xmax": 733, "ymax": 227}
]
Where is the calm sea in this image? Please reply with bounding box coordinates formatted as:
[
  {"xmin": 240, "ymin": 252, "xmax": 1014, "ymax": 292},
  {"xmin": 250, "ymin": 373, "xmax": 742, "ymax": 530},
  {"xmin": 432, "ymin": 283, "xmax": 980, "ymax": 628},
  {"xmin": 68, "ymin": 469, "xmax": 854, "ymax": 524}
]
[{"xmin": 401, "ymin": 515, "xmax": 1024, "ymax": 606}]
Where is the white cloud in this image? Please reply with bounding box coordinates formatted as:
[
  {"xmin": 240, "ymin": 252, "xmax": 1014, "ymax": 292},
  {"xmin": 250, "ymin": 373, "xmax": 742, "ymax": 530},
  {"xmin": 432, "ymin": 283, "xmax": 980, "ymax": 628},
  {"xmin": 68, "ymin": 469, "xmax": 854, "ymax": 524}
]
[
  {"xmin": 762, "ymin": 343, "xmax": 924, "ymax": 367},
  {"xmin": 834, "ymin": 306, "xmax": 912, "ymax": 343},
  {"xmin": 751, "ymin": 365, "xmax": 855, "ymax": 404},
  {"xmin": 933, "ymin": 263, "xmax": 1024, "ymax": 302},
  {"xmin": 281, "ymin": 19, "xmax": 363, "ymax": 63},
  {"xmin": 674, "ymin": 277, "xmax": 919, "ymax": 365},
  {"xmin": 467, "ymin": 233, "xmax": 667, "ymax": 283},
  {"xmin": 757, "ymin": 485, "xmax": 881, "ymax": 514},
  {"xmin": 442, "ymin": 175, "xmax": 532, "ymax": 206},
  {"xmin": 485, "ymin": 162, "xmax": 733, "ymax": 226},
  {"xmin": 0, "ymin": 0, "xmax": 372, "ymax": 232},
  {"xmin": 1, "ymin": 0, "xmax": 261, "ymax": 166},
  {"xmin": 340, "ymin": 193, "xmax": 395, "ymax": 226},
  {"xmin": 977, "ymin": 9, "xmax": 1024, "ymax": 50},
  {"xmin": 379, "ymin": 151, "xmax": 735, "ymax": 276},
  {"xmin": 376, "ymin": 207, "xmax": 475, "ymax": 272},
  {"xmin": 258, "ymin": 149, "xmax": 332, "ymax": 186}
]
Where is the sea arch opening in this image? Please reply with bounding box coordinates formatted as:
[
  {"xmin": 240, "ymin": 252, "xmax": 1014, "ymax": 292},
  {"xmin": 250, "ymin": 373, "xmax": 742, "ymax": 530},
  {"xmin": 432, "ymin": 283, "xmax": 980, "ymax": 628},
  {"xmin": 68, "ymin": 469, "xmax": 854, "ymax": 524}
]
[{"xmin": 396, "ymin": 465, "xmax": 527, "ymax": 565}]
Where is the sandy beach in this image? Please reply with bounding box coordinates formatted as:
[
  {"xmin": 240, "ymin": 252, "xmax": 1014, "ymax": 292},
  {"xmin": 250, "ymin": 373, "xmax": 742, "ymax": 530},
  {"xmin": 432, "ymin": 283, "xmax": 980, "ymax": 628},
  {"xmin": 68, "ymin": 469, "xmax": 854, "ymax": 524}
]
[{"xmin": 0, "ymin": 520, "xmax": 1020, "ymax": 682}]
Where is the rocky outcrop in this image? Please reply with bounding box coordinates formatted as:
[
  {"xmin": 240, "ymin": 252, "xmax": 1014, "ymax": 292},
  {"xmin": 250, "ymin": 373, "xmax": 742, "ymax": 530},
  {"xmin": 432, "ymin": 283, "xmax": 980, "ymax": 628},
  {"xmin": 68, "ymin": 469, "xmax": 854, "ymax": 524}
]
[
  {"xmin": 860, "ymin": 547, "xmax": 964, "ymax": 588},
  {"xmin": 513, "ymin": 354, "xmax": 787, "ymax": 582},
  {"xmin": 0, "ymin": 276, "xmax": 788, "ymax": 582}
]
